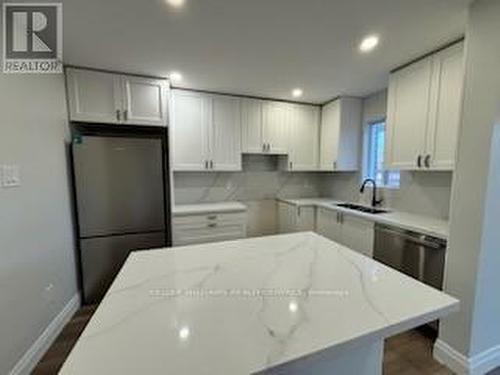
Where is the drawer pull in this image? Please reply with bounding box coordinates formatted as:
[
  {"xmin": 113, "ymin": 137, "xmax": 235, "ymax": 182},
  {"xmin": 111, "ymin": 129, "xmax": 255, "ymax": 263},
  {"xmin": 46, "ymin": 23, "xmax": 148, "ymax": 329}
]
[
  {"xmin": 207, "ymin": 223, "xmax": 217, "ymax": 228},
  {"xmin": 207, "ymin": 215, "xmax": 217, "ymax": 220}
]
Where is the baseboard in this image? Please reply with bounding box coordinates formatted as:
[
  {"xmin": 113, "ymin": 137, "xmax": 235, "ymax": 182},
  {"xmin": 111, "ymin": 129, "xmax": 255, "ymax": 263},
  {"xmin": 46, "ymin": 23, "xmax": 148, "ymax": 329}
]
[
  {"xmin": 9, "ymin": 293, "xmax": 81, "ymax": 375},
  {"xmin": 434, "ymin": 339, "xmax": 500, "ymax": 375}
]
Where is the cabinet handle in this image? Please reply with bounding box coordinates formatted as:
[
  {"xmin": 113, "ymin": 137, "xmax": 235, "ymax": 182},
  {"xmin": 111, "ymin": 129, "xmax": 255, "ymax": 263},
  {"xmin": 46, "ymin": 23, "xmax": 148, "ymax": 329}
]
[
  {"xmin": 267, "ymin": 143, "xmax": 271, "ymax": 152},
  {"xmin": 424, "ymin": 154, "xmax": 431, "ymax": 168},
  {"xmin": 204, "ymin": 160, "xmax": 209, "ymax": 169},
  {"xmin": 333, "ymin": 161, "xmax": 337, "ymax": 170},
  {"xmin": 417, "ymin": 155, "xmax": 422, "ymax": 168},
  {"xmin": 123, "ymin": 109, "xmax": 128, "ymax": 122},
  {"xmin": 207, "ymin": 215, "xmax": 217, "ymax": 220},
  {"xmin": 116, "ymin": 109, "xmax": 121, "ymax": 122},
  {"xmin": 207, "ymin": 223, "xmax": 217, "ymax": 228},
  {"xmin": 262, "ymin": 143, "xmax": 266, "ymax": 152},
  {"xmin": 209, "ymin": 160, "xmax": 214, "ymax": 169},
  {"xmin": 289, "ymin": 161, "xmax": 293, "ymax": 170}
]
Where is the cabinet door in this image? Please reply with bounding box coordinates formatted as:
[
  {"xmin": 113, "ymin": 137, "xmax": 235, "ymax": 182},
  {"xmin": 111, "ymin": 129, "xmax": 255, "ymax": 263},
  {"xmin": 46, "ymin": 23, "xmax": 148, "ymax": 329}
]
[
  {"xmin": 278, "ymin": 202, "xmax": 296, "ymax": 234},
  {"xmin": 263, "ymin": 101, "xmax": 289, "ymax": 154},
  {"xmin": 296, "ymin": 206, "xmax": 316, "ymax": 231},
  {"xmin": 386, "ymin": 57, "xmax": 433, "ymax": 170},
  {"xmin": 171, "ymin": 90, "xmax": 209, "ymax": 171},
  {"xmin": 319, "ymin": 100, "xmax": 341, "ymax": 171},
  {"xmin": 211, "ymin": 95, "xmax": 242, "ymax": 171},
  {"xmin": 315, "ymin": 208, "xmax": 342, "ymax": 242},
  {"xmin": 336, "ymin": 98, "xmax": 362, "ymax": 171},
  {"xmin": 122, "ymin": 76, "xmax": 167, "ymax": 126},
  {"xmin": 241, "ymin": 99, "xmax": 264, "ymax": 153},
  {"xmin": 289, "ymin": 105, "xmax": 319, "ymax": 170},
  {"xmin": 339, "ymin": 214, "xmax": 374, "ymax": 257},
  {"xmin": 66, "ymin": 68, "xmax": 122, "ymax": 124},
  {"xmin": 426, "ymin": 43, "xmax": 464, "ymax": 170}
]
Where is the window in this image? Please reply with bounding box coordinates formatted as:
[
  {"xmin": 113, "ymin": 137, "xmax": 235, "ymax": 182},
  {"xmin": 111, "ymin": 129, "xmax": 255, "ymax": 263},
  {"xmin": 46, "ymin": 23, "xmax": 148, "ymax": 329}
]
[{"xmin": 365, "ymin": 121, "xmax": 400, "ymax": 188}]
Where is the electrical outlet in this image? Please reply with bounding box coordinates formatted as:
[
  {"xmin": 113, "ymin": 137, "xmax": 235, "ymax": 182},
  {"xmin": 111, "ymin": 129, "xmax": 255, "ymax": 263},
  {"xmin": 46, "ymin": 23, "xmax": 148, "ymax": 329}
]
[{"xmin": 2, "ymin": 165, "xmax": 21, "ymax": 188}]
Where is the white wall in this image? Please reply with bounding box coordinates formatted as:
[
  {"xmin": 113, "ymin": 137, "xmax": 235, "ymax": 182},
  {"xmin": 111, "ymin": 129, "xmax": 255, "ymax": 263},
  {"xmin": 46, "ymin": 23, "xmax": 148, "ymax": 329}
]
[
  {"xmin": 0, "ymin": 73, "xmax": 78, "ymax": 373},
  {"xmin": 437, "ymin": 0, "xmax": 500, "ymax": 369},
  {"xmin": 320, "ymin": 90, "xmax": 453, "ymax": 220}
]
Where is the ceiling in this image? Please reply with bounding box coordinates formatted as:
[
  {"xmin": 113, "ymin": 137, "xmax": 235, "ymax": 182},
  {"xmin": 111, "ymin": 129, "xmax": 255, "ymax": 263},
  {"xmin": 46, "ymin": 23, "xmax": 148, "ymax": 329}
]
[{"xmin": 62, "ymin": 0, "xmax": 471, "ymax": 103}]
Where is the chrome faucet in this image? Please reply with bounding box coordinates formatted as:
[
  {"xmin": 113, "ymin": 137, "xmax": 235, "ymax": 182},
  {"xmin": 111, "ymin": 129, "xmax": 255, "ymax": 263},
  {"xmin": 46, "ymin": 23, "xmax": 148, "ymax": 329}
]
[{"xmin": 360, "ymin": 178, "xmax": 383, "ymax": 207}]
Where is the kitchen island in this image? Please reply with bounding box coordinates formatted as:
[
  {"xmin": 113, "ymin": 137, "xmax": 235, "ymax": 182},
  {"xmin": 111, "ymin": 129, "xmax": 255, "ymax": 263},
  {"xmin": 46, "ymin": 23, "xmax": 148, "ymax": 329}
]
[{"xmin": 60, "ymin": 232, "xmax": 458, "ymax": 374}]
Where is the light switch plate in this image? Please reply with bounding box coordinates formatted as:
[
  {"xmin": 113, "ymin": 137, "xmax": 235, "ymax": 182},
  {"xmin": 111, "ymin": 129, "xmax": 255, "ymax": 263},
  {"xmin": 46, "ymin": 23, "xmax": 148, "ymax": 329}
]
[{"xmin": 2, "ymin": 165, "xmax": 21, "ymax": 187}]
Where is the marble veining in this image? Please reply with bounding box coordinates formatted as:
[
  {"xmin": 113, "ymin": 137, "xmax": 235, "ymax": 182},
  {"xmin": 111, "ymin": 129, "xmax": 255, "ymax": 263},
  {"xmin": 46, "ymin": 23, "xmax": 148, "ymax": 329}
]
[{"xmin": 60, "ymin": 233, "xmax": 458, "ymax": 375}]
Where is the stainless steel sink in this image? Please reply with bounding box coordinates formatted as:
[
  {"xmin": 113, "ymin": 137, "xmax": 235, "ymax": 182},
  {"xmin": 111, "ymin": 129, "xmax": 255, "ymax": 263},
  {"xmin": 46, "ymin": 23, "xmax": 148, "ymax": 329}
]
[{"xmin": 335, "ymin": 203, "xmax": 389, "ymax": 214}]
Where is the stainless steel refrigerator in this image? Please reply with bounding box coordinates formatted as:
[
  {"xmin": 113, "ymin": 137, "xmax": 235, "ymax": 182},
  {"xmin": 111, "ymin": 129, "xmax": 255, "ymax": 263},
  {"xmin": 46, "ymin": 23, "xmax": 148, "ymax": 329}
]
[{"xmin": 71, "ymin": 125, "xmax": 171, "ymax": 304}]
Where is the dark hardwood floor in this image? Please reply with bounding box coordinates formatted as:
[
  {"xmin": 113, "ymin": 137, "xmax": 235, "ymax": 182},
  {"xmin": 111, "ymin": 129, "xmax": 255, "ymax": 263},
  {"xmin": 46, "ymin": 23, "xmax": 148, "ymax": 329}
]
[{"xmin": 33, "ymin": 306, "xmax": 499, "ymax": 374}]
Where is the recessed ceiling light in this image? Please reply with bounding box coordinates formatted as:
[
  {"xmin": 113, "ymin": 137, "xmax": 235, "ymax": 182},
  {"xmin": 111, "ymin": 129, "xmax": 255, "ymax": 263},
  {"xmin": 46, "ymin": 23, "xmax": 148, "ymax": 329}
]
[
  {"xmin": 178, "ymin": 326, "xmax": 190, "ymax": 340},
  {"xmin": 169, "ymin": 71, "xmax": 183, "ymax": 83},
  {"xmin": 289, "ymin": 301, "xmax": 299, "ymax": 313},
  {"xmin": 166, "ymin": 0, "xmax": 185, "ymax": 8},
  {"xmin": 359, "ymin": 35, "xmax": 379, "ymax": 53},
  {"xmin": 292, "ymin": 88, "xmax": 303, "ymax": 98}
]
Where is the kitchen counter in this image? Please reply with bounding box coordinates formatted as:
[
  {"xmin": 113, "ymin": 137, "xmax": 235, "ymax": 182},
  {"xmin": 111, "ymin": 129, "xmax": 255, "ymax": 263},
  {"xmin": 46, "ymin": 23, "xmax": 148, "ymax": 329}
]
[
  {"xmin": 173, "ymin": 201, "xmax": 247, "ymax": 216},
  {"xmin": 278, "ymin": 198, "xmax": 449, "ymax": 239},
  {"xmin": 60, "ymin": 232, "xmax": 458, "ymax": 374}
]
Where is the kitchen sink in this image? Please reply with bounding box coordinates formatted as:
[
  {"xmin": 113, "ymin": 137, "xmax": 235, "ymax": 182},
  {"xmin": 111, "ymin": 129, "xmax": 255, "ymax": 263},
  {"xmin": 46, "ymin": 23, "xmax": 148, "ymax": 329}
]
[{"xmin": 335, "ymin": 203, "xmax": 389, "ymax": 214}]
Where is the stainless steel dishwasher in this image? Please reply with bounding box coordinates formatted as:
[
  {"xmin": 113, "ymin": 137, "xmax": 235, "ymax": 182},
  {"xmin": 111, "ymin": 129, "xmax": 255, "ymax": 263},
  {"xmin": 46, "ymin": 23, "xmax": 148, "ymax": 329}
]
[
  {"xmin": 374, "ymin": 224, "xmax": 447, "ymax": 293},
  {"xmin": 374, "ymin": 224, "xmax": 447, "ymax": 333}
]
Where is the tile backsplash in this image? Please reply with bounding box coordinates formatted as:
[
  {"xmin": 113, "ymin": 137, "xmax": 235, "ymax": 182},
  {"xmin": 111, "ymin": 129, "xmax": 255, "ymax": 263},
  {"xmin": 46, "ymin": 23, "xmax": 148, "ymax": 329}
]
[
  {"xmin": 173, "ymin": 155, "xmax": 324, "ymax": 237},
  {"xmin": 319, "ymin": 171, "xmax": 453, "ymax": 220},
  {"xmin": 174, "ymin": 154, "xmax": 323, "ymax": 204}
]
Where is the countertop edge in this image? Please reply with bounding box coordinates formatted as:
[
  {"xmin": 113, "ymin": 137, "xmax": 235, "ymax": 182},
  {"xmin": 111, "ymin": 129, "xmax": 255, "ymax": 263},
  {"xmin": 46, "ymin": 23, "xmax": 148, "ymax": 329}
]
[{"xmin": 278, "ymin": 198, "xmax": 448, "ymax": 239}]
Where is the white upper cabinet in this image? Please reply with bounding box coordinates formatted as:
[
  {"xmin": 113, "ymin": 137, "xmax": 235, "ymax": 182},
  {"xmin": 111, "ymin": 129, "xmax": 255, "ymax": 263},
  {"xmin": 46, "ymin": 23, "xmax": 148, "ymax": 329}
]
[
  {"xmin": 211, "ymin": 95, "xmax": 242, "ymax": 171},
  {"xmin": 241, "ymin": 99, "xmax": 264, "ymax": 153},
  {"xmin": 66, "ymin": 67, "xmax": 168, "ymax": 126},
  {"xmin": 426, "ymin": 43, "xmax": 464, "ymax": 170},
  {"xmin": 319, "ymin": 97, "xmax": 362, "ymax": 171},
  {"xmin": 286, "ymin": 104, "xmax": 320, "ymax": 171},
  {"xmin": 171, "ymin": 90, "xmax": 209, "ymax": 171},
  {"xmin": 386, "ymin": 42, "xmax": 464, "ymax": 170},
  {"xmin": 386, "ymin": 57, "xmax": 433, "ymax": 169},
  {"xmin": 171, "ymin": 90, "xmax": 241, "ymax": 171},
  {"xmin": 262, "ymin": 101, "xmax": 290, "ymax": 154},
  {"xmin": 242, "ymin": 99, "xmax": 319, "ymax": 165},
  {"xmin": 66, "ymin": 68, "xmax": 123, "ymax": 124},
  {"xmin": 122, "ymin": 76, "xmax": 167, "ymax": 126}
]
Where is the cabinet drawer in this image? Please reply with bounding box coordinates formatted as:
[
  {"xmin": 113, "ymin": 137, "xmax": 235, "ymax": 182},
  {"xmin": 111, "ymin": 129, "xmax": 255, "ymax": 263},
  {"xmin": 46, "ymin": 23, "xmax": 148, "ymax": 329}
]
[
  {"xmin": 173, "ymin": 212, "xmax": 246, "ymax": 226},
  {"xmin": 173, "ymin": 222, "xmax": 246, "ymax": 246}
]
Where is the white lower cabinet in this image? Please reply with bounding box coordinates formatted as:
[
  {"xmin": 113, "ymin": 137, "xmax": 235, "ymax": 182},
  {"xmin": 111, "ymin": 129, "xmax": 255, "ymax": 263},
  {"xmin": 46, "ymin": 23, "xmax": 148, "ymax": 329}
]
[
  {"xmin": 340, "ymin": 214, "xmax": 375, "ymax": 258},
  {"xmin": 278, "ymin": 202, "xmax": 316, "ymax": 233},
  {"xmin": 315, "ymin": 207, "xmax": 374, "ymax": 257},
  {"xmin": 173, "ymin": 211, "xmax": 247, "ymax": 246},
  {"xmin": 315, "ymin": 207, "xmax": 342, "ymax": 241}
]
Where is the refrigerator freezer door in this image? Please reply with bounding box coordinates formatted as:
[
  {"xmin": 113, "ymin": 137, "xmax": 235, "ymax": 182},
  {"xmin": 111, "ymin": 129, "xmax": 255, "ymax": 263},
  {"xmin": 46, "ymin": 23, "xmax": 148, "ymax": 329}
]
[
  {"xmin": 80, "ymin": 232, "xmax": 166, "ymax": 304},
  {"xmin": 73, "ymin": 136, "xmax": 165, "ymax": 237}
]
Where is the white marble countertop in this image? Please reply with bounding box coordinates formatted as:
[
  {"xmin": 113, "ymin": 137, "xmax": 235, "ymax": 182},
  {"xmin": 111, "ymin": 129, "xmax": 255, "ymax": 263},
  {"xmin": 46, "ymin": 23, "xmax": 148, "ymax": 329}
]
[
  {"xmin": 173, "ymin": 201, "xmax": 247, "ymax": 216},
  {"xmin": 60, "ymin": 232, "xmax": 458, "ymax": 374},
  {"xmin": 278, "ymin": 197, "xmax": 449, "ymax": 239}
]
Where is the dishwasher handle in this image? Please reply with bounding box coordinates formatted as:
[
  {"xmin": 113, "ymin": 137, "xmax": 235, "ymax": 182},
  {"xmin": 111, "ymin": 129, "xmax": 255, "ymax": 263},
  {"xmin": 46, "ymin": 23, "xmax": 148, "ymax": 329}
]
[{"xmin": 375, "ymin": 225, "xmax": 446, "ymax": 249}]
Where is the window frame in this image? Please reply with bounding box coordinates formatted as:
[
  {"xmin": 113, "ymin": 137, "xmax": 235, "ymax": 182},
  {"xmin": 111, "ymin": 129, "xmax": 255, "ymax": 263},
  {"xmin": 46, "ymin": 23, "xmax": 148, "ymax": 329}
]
[{"xmin": 363, "ymin": 118, "xmax": 400, "ymax": 189}]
